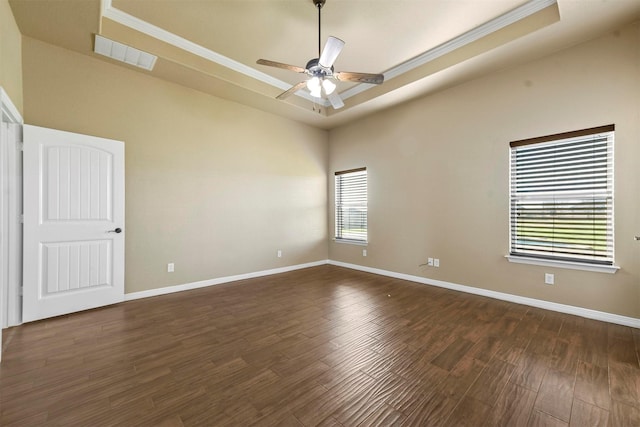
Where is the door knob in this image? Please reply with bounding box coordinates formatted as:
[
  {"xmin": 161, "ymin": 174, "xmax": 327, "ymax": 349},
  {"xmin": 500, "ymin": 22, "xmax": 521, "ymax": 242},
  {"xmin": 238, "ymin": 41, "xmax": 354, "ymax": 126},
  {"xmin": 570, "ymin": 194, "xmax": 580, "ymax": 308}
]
[
  {"xmin": 635, "ymin": 236, "xmax": 640, "ymax": 241},
  {"xmin": 108, "ymin": 228, "xmax": 122, "ymax": 234}
]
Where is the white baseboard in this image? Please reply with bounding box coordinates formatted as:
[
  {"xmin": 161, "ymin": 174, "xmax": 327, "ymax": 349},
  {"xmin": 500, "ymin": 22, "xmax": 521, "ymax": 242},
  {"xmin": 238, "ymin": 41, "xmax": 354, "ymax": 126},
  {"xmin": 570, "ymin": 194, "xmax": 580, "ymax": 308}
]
[
  {"xmin": 328, "ymin": 260, "xmax": 640, "ymax": 329},
  {"xmin": 123, "ymin": 258, "xmax": 639, "ymax": 329},
  {"xmin": 125, "ymin": 260, "xmax": 329, "ymax": 301}
]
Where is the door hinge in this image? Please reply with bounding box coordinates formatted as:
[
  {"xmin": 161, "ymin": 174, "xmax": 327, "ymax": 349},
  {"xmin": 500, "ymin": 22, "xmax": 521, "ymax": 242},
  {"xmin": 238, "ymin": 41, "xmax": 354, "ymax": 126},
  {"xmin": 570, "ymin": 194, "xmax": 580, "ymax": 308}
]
[
  {"xmin": 19, "ymin": 214, "xmax": 24, "ymax": 224},
  {"xmin": 17, "ymin": 141, "xmax": 24, "ymax": 151},
  {"xmin": 19, "ymin": 286, "xmax": 23, "ymax": 296}
]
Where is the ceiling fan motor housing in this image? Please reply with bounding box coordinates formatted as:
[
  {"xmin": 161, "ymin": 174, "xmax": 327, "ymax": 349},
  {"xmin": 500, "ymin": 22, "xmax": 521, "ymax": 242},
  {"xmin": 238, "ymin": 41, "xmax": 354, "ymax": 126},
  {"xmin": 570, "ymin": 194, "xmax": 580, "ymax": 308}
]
[{"xmin": 305, "ymin": 58, "xmax": 334, "ymax": 78}]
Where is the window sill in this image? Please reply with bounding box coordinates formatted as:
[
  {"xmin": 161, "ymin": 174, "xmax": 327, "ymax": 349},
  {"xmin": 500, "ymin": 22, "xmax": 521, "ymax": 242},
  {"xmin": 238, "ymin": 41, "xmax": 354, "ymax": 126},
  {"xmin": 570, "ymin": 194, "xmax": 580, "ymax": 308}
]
[
  {"xmin": 333, "ymin": 238, "xmax": 368, "ymax": 246},
  {"xmin": 505, "ymin": 255, "xmax": 619, "ymax": 274}
]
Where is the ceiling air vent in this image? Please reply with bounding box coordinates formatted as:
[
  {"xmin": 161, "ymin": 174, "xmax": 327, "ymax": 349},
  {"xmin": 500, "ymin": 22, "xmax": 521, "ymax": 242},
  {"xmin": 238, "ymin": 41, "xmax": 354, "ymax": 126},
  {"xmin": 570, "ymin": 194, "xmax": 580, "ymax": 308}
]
[{"xmin": 94, "ymin": 35, "xmax": 157, "ymax": 71}]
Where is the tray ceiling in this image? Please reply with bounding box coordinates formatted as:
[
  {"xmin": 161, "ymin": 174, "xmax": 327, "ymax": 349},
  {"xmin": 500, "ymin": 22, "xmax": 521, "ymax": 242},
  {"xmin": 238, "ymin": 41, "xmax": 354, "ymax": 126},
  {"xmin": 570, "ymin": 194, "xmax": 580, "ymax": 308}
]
[{"xmin": 9, "ymin": 0, "xmax": 640, "ymax": 129}]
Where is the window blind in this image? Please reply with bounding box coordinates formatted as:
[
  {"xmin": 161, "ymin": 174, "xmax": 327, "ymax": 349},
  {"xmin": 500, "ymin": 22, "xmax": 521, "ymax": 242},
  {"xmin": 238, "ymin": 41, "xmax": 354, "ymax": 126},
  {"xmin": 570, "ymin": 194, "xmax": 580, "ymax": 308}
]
[
  {"xmin": 335, "ymin": 168, "xmax": 367, "ymax": 242},
  {"xmin": 509, "ymin": 126, "xmax": 614, "ymax": 265}
]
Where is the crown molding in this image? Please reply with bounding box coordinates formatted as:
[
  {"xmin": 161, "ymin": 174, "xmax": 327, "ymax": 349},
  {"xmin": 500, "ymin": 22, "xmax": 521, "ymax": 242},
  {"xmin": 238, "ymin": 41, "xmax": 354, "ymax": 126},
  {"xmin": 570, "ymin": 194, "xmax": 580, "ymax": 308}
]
[
  {"xmin": 100, "ymin": 0, "xmax": 324, "ymax": 106},
  {"xmin": 100, "ymin": 0, "xmax": 557, "ymax": 109},
  {"xmin": 340, "ymin": 0, "xmax": 557, "ymax": 101}
]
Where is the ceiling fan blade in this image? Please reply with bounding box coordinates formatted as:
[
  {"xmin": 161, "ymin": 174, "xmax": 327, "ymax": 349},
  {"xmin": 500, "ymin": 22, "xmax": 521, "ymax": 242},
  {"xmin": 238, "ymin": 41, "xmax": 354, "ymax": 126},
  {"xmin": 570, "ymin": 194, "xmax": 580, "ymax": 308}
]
[
  {"xmin": 257, "ymin": 59, "xmax": 306, "ymax": 74},
  {"xmin": 335, "ymin": 71, "xmax": 384, "ymax": 85},
  {"xmin": 318, "ymin": 36, "xmax": 345, "ymax": 68},
  {"xmin": 276, "ymin": 81, "xmax": 308, "ymax": 100},
  {"xmin": 327, "ymin": 91, "xmax": 345, "ymax": 110}
]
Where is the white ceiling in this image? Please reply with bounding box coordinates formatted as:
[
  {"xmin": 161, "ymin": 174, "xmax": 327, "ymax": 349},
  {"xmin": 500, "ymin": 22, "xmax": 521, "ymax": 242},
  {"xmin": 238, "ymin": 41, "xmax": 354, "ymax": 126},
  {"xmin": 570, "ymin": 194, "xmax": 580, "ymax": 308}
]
[{"xmin": 9, "ymin": 0, "xmax": 640, "ymax": 129}]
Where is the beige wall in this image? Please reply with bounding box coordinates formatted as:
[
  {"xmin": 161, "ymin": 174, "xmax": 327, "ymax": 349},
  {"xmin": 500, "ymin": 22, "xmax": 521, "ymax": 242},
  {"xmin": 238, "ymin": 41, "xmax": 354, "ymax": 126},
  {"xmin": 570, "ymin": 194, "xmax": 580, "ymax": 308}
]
[
  {"xmin": 22, "ymin": 37, "xmax": 329, "ymax": 294},
  {"xmin": 0, "ymin": 0, "xmax": 22, "ymax": 112},
  {"xmin": 330, "ymin": 22, "xmax": 640, "ymax": 318},
  {"xmin": 16, "ymin": 20, "xmax": 640, "ymax": 318}
]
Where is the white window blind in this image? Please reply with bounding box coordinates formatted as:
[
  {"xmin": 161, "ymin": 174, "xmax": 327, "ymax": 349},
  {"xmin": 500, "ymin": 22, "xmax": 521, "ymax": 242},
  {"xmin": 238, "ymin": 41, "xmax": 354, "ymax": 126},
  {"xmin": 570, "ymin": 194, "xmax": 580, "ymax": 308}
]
[
  {"xmin": 335, "ymin": 168, "xmax": 367, "ymax": 243},
  {"xmin": 509, "ymin": 125, "xmax": 614, "ymax": 265}
]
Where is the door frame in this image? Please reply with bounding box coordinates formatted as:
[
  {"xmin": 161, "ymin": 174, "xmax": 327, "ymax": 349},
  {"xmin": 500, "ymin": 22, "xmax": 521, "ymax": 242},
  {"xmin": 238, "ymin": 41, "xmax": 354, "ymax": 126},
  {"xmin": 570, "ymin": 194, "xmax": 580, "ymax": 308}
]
[{"xmin": 1, "ymin": 88, "xmax": 24, "ymax": 351}]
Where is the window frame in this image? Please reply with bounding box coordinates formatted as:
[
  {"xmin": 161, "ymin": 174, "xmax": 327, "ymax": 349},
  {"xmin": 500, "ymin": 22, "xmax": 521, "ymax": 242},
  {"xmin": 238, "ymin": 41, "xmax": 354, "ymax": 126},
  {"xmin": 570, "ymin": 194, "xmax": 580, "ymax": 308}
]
[
  {"xmin": 506, "ymin": 125, "xmax": 618, "ymax": 274},
  {"xmin": 334, "ymin": 167, "xmax": 368, "ymax": 245}
]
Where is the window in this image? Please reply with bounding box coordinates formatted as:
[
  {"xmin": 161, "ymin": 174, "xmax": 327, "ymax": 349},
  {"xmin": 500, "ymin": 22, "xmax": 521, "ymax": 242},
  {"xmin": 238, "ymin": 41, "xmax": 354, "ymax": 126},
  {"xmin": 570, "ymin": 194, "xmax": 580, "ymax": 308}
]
[
  {"xmin": 509, "ymin": 125, "xmax": 614, "ymax": 267},
  {"xmin": 335, "ymin": 168, "xmax": 367, "ymax": 243}
]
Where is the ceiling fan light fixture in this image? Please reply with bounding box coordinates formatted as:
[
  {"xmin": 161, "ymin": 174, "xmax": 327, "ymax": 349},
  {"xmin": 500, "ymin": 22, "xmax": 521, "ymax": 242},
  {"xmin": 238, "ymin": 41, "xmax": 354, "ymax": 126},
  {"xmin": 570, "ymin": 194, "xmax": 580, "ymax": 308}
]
[
  {"xmin": 310, "ymin": 86, "xmax": 322, "ymax": 98},
  {"xmin": 322, "ymin": 78, "xmax": 336, "ymax": 95},
  {"xmin": 306, "ymin": 76, "xmax": 321, "ymax": 91}
]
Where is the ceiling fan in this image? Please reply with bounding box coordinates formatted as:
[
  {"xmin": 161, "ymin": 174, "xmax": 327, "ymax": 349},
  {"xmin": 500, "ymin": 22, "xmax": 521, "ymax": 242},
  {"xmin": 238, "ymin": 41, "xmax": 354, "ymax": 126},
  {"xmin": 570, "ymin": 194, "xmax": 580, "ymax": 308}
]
[{"xmin": 256, "ymin": 0, "xmax": 384, "ymax": 110}]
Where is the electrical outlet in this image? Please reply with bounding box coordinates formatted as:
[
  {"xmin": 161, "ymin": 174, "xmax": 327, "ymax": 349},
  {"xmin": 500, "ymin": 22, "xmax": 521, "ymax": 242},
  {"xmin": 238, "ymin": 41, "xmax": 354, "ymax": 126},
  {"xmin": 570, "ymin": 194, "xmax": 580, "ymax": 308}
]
[
  {"xmin": 277, "ymin": 250, "xmax": 282, "ymax": 258},
  {"xmin": 363, "ymin": 249, "xmax": 367, "ymax": 257},
  {"xmin": 545, "ymin": 273, "xmax": 554, "ymax": 285},
  {"xmin": 167, "ymin": 263, "xmax": 174, "ymax": 273},
  {"xmin": 428, "ymin": 258, "xmax": 434, "ymax": 266},
  {"xmin": 434, "ymin": 258, "xmax": 440, "ymax": 267}
]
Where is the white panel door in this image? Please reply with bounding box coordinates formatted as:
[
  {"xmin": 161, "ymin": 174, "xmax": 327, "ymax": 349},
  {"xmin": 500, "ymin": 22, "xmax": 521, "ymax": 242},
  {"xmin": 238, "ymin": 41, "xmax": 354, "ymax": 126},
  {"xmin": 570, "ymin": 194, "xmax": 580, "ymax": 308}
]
[{"xmin": 23, "ymin": 125, "xmax": 124, "ymax": 322}]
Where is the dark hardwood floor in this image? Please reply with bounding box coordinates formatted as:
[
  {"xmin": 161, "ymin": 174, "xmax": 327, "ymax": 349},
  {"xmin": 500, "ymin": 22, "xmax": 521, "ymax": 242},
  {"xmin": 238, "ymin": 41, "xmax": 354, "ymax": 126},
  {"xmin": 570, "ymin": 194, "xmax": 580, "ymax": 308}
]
[{"xmin": 1, "ymin": 265, "xmax": 639, "ymax": 426}]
